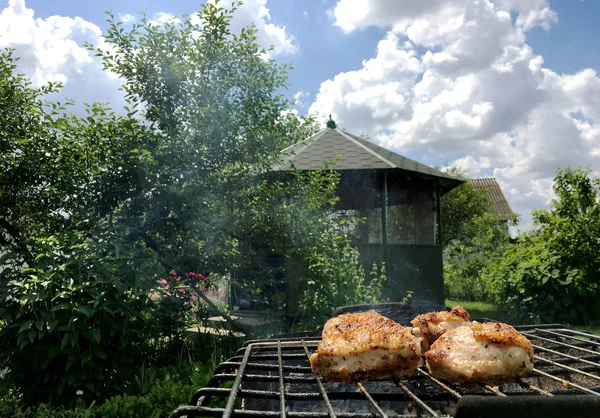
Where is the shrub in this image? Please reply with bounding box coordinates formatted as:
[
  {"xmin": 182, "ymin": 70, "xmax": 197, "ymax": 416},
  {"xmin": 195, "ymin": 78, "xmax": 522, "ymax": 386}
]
[
  {"xmin": 484, "ymin": 168, "xmax": 600, "ymax": 324},
  {"xmin": 443, "ymin": 213, "xmax": 511, "ymax": 301},
  {"xmin": 0, "ymin": 362, "xmax": 214, "ymax": 418},
  {"xmin": 299, "ymin": 224, "xmax": 386, "ymax": 327},
  {"xmin": 0, "ymin": 232, "xmax": 161, "ymax": 405}
]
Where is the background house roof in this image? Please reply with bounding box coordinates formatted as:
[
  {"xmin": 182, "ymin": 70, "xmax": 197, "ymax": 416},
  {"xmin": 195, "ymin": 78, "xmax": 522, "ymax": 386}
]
[
  {"xmin": 469, "ymin": 178, "xmax": 514, "ymax": 221},
  {"xmin": 271, "ymin": 128, "xmax": 463, "ymax": 191}
]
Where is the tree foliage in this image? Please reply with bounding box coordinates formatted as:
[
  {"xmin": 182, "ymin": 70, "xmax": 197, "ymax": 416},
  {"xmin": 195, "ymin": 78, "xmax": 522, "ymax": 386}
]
[
  {"xmin": 485, "ymin": 168, "xmax": 600, "ymax": 324},
  {"xmin": 0, "ymin": 45, "xmax": 163, "ymax": 404},
  {"xmin": 441, "ymin": 166, "xmax": 513, "ymax": 300},
  {"xmin": 0, "ymin": 1, "xmax": 380, "ymax": 404}
]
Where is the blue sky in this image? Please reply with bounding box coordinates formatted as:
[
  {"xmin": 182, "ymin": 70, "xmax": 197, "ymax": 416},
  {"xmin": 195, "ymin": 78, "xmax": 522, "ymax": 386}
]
[
  {"xmin": 2, "ymin": 0, "xmax": 600, "ymax": 230},
  {"xmin": 21, "ymin": 0, "xmax": 600, "ymax": 111}
]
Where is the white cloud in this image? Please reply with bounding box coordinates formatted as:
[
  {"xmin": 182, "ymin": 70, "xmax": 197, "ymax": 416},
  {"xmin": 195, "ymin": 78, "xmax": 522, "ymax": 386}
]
[
  {"xmin": 0, "ymin": 0, "xmax": 125, "ymax": 112},
  {"xmin": 312, "ymin": 0, "xmax": 600, "ymax": 229},
  {"xmin": 149, "ymin": 12, "xmax": 181, "ymax": 26},
  {"xmin": 119, "ymin": 13, "xmax": 135, "ymax": 23},
  {"xmin": 303, "ymin": 10, "xmax": 309, "ymax": 18},
  {"xmin": 207, "ymin": 0, "xmax": 297, "ymax": 56},
  {"xmin": 0, "ymin": 0, "xmax": 297, "ymax": 120},
  {"xmin": 293, "ymin": 90, "xmax": 309, "ymax": 106}
]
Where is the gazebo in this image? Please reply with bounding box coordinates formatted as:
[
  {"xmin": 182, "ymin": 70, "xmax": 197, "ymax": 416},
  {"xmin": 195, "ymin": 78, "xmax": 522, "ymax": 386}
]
[{"xmin": 269, "ymin": 120, "xmax": 463, "ymax": 307}]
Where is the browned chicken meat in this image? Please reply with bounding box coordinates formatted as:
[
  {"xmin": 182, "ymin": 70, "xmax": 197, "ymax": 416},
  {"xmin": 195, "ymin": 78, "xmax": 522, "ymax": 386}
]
[
  {"xmin": 310, "ymin": 311, "xmax": 421, "ymax": 383},
  {"xmin": 425, "ymin": 321, "xmax": 534, "ymax": 384},
  {"xmin": 411, "ymin": 306, "xmax": 471, "ymax": 351}
]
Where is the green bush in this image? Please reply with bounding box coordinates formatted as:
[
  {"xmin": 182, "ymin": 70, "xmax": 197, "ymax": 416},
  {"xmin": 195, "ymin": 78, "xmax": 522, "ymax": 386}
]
[
  {"xmin": 484, "ymin": 168, "xmax": 600, "ymax": 324},
  {"xmin": 443, "ymin": 213, "xmax": 511, "ymax": 301},
  {"xmin": 0, "ymin": 233, "xmax": 161, "ymax": 405},
  {"xmin": 299, "ymin": 227, "xmax": 386, "ymax": 327},
  {"xmin": 0, "ymin": 362, "xmax": 214, "ymax": 418}
]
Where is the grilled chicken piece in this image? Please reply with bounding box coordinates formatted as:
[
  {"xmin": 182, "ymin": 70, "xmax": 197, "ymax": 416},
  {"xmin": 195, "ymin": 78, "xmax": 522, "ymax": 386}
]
[
  {"xmin": 310, "ymin": 311, "xmax": 421, "ymax": 383},
  {"xmin": 425, "ymin": 321, "xmax": 534, "ymax": 384},
  {"xmin": 411, "ymin": 306, "xmax": 471, "ymax": 351}
]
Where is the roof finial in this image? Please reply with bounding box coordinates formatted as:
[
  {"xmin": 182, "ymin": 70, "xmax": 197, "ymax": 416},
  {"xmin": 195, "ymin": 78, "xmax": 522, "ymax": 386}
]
[{"xmin": 326, "ymin": 114, "xmax": 337, "ymax": 129}]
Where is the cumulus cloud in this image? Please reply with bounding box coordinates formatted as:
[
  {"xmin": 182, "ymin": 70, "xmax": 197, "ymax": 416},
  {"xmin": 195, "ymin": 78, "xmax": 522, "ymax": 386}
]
[
  {"xmin": 311, "ymin": 0, "xmax": 600, "ymax": 229},
  {"xmin": 206, "ymin": 0, "xmax": 297, "ymax": 56},
  {"xmin": 0, "ymin": 0, "xmax": 296, "ymax": 118},
  {"xmin": 149, "ymin": 12, "xmax": 181, "ymax": 26},
  {"xmin": 119, "ymin": 13, "xmax": 135, "ymax": 23},
  {"xmin": 0, "ymin": 0, "xmax": 125, "ymax": 112}
]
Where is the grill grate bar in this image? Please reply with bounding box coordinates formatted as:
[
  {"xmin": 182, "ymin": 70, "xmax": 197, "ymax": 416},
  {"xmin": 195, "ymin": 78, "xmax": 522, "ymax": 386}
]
[
  {"xmin": 517, "ymin": 380, "xmax": 554, "ymax": 396},
  {"xmin": 223, "ymin": 344, "xmax": 252, "ymax": 418},
  {"xmin": 396, "ymin": 381, "xmax": 439, "ymax": 417},
  {"xmin": 482, "ymin": 385, "xmax": 506, "ymax": 397},
  {"xmin": 533, "ymin": 368, "xmax": 600, "ymax": 396},
  {"xmin": 537, "ymin": 329, "xmax": 600, "ymax": 347},
  {"xmin": 532, "ymin": 344, "xmax": 600, "ymax": 368},
  {"xmin": 416, "ymin": 369, "xmax": 462, "ymax": 400},
  {"xmin": 210, "ymin": 373, "xmax": 317, "ymax": 384},
  {"xmin": 278, "ymin": 340, "xmax": 287, "ymax": 418},
  {"xmin": 533, "ymin": 354, "xmax": 600, "ymax": 383},
  {"xmin": 522, "ymin": 331, "xmax": 600, "ymax": 358},
  {"xmin": 356, "ymin": 382, "xmax": 388, "ymax": 418},
  {"xmin": 530, "ymin": 343, "xmax": 600, "ymax": 370},
  {"xmin": 302, "ymin": 341, "xmax": 337, "ymax": 418},
  {"xmin": 217, "ymin": 361, "xmax": 312, "ymax": 373},
  {"xmin": 557, "ymin": 328, "xmax": 600, "ymax": 340},
  {"xmin": 171, "ymin": 406, "xmax": 414, "ymax": 417}
]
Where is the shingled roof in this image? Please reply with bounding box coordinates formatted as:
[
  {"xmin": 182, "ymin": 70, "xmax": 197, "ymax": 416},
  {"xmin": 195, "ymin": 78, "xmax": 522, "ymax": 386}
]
[
  {"xmin": 468, "ymin": 178, "xmax": 514, "ymax": 221},
  {"xmin": 271, "ymin": 128, "xmax": 462, "ymax": 191}
]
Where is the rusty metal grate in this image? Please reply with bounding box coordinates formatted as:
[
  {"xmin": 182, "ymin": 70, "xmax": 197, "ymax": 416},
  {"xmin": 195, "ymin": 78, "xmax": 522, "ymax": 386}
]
[{"xmin": 170, "ymin": 324, "xmax": 600, "ymax": 418}]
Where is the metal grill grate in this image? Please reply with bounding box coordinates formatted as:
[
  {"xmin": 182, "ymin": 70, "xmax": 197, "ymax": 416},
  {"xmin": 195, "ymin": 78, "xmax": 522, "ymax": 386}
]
[{"xmin": 170, "ymin": 325, "xmax": 600, "ymax": 418}]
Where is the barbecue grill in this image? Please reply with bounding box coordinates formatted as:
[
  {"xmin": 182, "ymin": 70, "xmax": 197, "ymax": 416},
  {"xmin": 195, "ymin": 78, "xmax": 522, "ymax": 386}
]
[{"xmin": 169, "ymin": 304, "xmax": 600, "ymax": 418}]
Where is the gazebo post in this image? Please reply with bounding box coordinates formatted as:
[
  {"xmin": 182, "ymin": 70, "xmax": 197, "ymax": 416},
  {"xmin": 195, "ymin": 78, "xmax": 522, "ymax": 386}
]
[
  {"xmin": 436, "ymin": 181, "xmax": 443, "ymax": 245},
  {"xmin": 381, "ymin": 171, "xmax": 389, "ymax": 280}
]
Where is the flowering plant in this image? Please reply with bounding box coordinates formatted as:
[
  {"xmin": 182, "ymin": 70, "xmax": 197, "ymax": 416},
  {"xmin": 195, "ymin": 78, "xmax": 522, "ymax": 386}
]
[{"xmin": 149, "ymin": 271, "xmax": 211, "ymax": 307}]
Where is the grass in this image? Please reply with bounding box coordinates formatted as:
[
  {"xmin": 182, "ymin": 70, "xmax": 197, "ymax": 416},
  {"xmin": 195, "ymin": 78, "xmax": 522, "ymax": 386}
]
[
  {"xmin": 445, "ymin": 299, "xmax": 518, "ymax": 324},
  {"xmin": 573, "ymin": 325, "xmax": 600, "ymax": 336}
]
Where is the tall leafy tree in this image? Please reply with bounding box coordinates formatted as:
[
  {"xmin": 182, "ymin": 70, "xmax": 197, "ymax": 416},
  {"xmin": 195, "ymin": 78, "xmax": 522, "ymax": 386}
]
[
  {"xmin": 86, "ymin": 1, "xmax": 305, "ymax": 273},
  {"xmin": 0, "ymin": 1, "xmax": 380, "ymax": 404}
]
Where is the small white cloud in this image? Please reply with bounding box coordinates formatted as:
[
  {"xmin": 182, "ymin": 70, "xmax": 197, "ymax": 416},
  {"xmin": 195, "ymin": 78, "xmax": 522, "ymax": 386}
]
[
  {"xmin": 149, "ymin": 12, "xmax": 181, "ymax": 26},
  {"xmin": 293, "ymin": 90, "xmax": 309, "ymax": 106},
  {"xmin": 119, "ymin": 13, "xmax": 135, "ymax": 23},
  {"xmin": 303, "ymin": 10, "xmax": 308, "ymax": 18}
]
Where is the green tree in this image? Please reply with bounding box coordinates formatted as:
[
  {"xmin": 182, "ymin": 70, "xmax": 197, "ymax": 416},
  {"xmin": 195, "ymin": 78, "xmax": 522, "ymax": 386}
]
[
  {"xmin": 440, "ymin": 166, "xmax": 514, "ymax": 300},
  {"xmin": 440, "ymin": 166, "xmax": 503, "ymax": 248},
  {"xmin": 485, "ymin": 167, "xmax": 600, "ymax": 324},
  {"xmin": 84, "ymin": 1, "xmax": 311, "ymax": 274},
  {"xmin": 93, "ymin": 1, "xmax": 379, "ymax": 323},
  {"xmin": 0, "ymin": 1, "xmax": 380, "ymax": 404},
  {"xmin": 0, "ymin": 46, "xmax": 161, "ymax": 404}
]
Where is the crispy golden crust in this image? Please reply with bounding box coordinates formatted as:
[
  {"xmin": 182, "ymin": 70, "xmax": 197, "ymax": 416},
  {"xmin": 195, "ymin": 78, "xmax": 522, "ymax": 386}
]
[
  {"xmin": 424, "ymin": 321, "xmax": 534, "ymax": 384},
  {"xmin": 410, "ymin": 306, "xmax": 471, "ymax": 347},
  {"xmin": 317, "ymin": 311, "xmax": 419, "ymax": 356},
  {"xmin": 471, "ymin": 322, "xmax": 534, "ymax": 361},
  {"xmin": 310, "ymin": 311, "xmax": 421, "ymax": 383}
]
